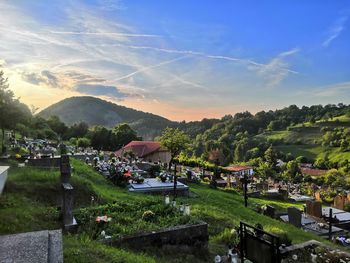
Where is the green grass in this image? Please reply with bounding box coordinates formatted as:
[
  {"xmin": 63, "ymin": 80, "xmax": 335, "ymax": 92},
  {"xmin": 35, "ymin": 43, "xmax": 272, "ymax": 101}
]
[{"xmin": 0, "ymin": 159, "xmax": 341, "ymax": 262}]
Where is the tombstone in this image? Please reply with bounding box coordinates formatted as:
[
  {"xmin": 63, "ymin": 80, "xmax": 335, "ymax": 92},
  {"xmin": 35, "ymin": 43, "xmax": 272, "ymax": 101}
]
[
  {"xmin": 264, "ymin": 205, "xmax": 276, "ymax": 218},
  {"xmin": 279, "ymin": 189, "xmax": 288, "ymax": 200},
  {"xmin": 60, "ymin": 155, "xmax": 71, "ymax": 184},
  {"xmin": 62, "ymin": 183, "xmax": 77, "ymax": 232},
  {"xmin": 288, "ymin": 207, "xmax": 302, "ymax": 228},
  {"xmin": 333, "ymin": 195, "xmax": 346, "ymax": 210},
  {"xmin": 314, "ymin": 191, "xmax": 321, "ymax": 202},
  {"xmin": 306, "ymin": 200, "xmax": 322, "ymax": 218}
]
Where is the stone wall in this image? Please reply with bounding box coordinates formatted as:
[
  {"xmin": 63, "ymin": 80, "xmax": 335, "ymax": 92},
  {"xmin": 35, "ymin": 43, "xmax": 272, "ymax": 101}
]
[{"xmin": 108, "ymin": 221, "xmax": 208, "ymax": 251}]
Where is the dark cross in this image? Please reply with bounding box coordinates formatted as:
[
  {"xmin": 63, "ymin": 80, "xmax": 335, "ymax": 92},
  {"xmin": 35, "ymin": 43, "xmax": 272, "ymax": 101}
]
[
  {"xmin": 329, "ymin": 208, "xmax": 333, "ymax": 241},
  {"xmin": 240, "ymin": 173, "xmax": 249, "ymax": 207},
  {"xmin": 173, "ymin": 162, "xmax": 177, "ymax": 201}
]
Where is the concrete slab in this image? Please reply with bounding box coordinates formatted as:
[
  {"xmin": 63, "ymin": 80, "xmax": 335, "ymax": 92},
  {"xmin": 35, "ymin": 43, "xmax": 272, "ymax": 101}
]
[
  {"xmin": 0, "ymin": 166, "xmax": 9, "ymax": 195},
  {"xmin": 0, "ymin": 230, "xmax": 49, "ymax": 263},
  {"xmin": 0, "ymin": 229, "xmax": 63, "ymax": 263},
  {"xmin": 48, "ymin": 230, "xmax": 63, "ymax": 263}
]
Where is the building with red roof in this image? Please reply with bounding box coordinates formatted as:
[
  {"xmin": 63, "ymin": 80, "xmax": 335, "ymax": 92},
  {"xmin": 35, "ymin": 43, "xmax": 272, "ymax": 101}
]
[
  {"xmin": 223, "ymin": 165, "xmax": 254, "ymax": 176},
  {"xmin": 116, "ymin": 141, "xmax": 171, "ymax": 164},
  {"xmin": 300, "ymin": 167, "xmax": 327, "ymax": 177}
]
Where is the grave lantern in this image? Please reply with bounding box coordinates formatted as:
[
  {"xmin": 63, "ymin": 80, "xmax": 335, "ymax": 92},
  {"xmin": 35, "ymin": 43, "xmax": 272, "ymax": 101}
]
[
  {"xmin": 184, "ymin": 204, "xmax": 191, "ymax": 216},
  {"xmin": 164, "ymin": 195, "xmax": 170, "ymax": 205}
]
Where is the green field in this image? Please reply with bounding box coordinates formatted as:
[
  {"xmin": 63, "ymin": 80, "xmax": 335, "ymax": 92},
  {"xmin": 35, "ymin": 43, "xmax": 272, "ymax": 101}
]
[
  {"xmin": 0, "ymin": 159, "xmax": 339, "ymax": 262},
  {"xmin": 256, "ymin": 115, "xmax": 350, "ymax": 162}
]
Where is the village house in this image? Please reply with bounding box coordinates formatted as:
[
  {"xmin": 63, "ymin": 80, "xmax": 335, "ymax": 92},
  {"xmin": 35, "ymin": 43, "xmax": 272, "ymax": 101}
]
[
  {"xmin": 223, "ymin": 165, "xmax": 254, "ymax": 176},
  {"xmin": 300, "ymin": 167, "xmax": 327, "ymax": 177},
  {"xmin": 116, "ymin": 141, "xmax": 171, "ymax": 164}
]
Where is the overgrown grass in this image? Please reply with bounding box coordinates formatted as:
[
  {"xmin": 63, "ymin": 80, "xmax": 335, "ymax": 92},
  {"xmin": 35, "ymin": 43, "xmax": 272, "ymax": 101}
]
[{"xmin": 0, "ymin": 159, "xmax": 340, "ymax": 262}]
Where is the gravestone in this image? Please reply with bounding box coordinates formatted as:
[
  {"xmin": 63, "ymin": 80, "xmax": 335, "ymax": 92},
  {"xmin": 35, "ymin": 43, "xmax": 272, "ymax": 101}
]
[
  {"xmin": 288, "ymin": 207, "xmax": 302, "ymax": 228},
  {"xmin": 264, "ymin": 205, "xmax": 276, "ymax": 218},
  {"xmin": 60, "ymin": 155, "xmax": 77, "ymax": 232},
  {"xmin": 306, "ymin": 200, "xmax": 322, "ymax": 218},
  {"xmin": 62, "ymin": 183, "xmax": 77, "ymax": 232},
  {"xmin": 314, "ymin": 191, "xmax": 321, "ymax": 202},
  {"xmin": 334, "ymin": 195, "xmax": 346, "ymax": 210},
  {"xmin": 60, "ymin": 155, "xmax": 71, "ymax": 184}
]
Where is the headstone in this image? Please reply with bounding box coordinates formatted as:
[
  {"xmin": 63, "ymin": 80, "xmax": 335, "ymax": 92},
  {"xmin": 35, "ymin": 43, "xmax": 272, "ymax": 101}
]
[
  {"xmin": 334, "ymin": 195, "xmax": 346, "ymax": 210},
  {"xmin": 314, "ymin": 191, "xmax": 321, "ymax": 202},
  {"xmin": 306, "ymin": 200, "xmax": 322, "ymax": 218},
  {"xmin": 264, "ymin": 205, "xmax": 275, "ymax": 218},
  {"xmin": 60, "ymin": 155, "xmax": 71, "ymax": 184},
  {"xmin": 62, "ymin": 183, "xmax": 77, "ymax": 232},
  {"xmin": 288, "ymin": 207, "xmax": 302, "ymax": 228}
]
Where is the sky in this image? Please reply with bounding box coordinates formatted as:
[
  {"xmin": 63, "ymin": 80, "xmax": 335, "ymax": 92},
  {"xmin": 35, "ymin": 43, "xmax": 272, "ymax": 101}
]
[{"xmin": 0, "ymin": 0, "xmax": 349, "ymax": 121}]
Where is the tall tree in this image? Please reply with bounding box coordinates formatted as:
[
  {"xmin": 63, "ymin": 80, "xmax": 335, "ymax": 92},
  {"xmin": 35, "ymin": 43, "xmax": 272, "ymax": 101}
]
[
  {"xmin": 159, "ymin": 127, "xmax": 190, "ymax": 168},
  {"xmin": 0, "ymin": 70, "xmax": 30, "ymax": 153}
]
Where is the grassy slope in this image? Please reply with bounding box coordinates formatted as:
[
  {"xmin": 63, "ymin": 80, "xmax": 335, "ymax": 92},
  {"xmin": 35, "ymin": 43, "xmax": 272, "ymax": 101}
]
[
  {"xmin": 0, "ymin": 159, "xmax": 337, "ymax": 262},
  {"xmin": 257, "ymin": 115, "xmax": 350, "ymax": 162}
]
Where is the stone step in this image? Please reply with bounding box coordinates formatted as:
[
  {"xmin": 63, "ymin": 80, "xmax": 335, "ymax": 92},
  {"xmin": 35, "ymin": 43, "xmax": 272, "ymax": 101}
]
[{"xmin": 0, "ymin": 229, "xmax": 63, "ymax": 263}]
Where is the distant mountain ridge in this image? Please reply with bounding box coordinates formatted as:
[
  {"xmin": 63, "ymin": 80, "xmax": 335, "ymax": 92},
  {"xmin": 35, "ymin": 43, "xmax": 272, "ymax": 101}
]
[{"xmin": 38, "ymin": 96, "xmax": 175, "ymax": 139}]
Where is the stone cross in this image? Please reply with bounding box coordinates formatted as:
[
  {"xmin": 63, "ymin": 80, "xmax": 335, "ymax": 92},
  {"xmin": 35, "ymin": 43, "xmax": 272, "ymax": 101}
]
[{"xmin": 60, "ymin": 155, "xmax": 71, "ymax": 184}]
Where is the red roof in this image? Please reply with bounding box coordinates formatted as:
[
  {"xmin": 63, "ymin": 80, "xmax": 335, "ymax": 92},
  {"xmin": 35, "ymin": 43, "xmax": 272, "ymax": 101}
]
[
  {"xmin": 224, "ymin": 166, "xmax": 253, "ymax": 172},
  {"xmin": 116, "ymin": 141, "xmax": 162, "ymax": 157},
  {"xmin": 301, "ymin": 168, "xmax": 327, "ymax": 176}
]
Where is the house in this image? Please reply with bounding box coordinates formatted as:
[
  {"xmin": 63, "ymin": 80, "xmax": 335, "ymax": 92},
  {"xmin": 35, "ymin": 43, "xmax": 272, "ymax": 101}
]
[
  {"xmin": 116, "ymin": 141, "xmax": 171, "ymax": 164},
  {"xmin": 300, "ymin": 167, "xmax": 327, "ymax": 177},
  {"xmin": 223, "ymin": 165, "xmax": 254, "ymax": 176}
]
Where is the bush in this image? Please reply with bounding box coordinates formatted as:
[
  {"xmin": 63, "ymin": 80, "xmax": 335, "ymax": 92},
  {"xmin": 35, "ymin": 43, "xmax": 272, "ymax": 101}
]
[{"xmin": 77, "ymin": 138, "xmax": 91, "ymax": 148}]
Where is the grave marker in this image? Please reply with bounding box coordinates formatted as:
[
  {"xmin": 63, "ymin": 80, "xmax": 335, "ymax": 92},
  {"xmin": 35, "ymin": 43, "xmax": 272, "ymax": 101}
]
[
  {"xmin": 306, "ymin": 200, "xmax": 322, "ymax": 218},
  {"xmin": 288, "ymin": 207, "xmax": 302, "ymax": 228}
]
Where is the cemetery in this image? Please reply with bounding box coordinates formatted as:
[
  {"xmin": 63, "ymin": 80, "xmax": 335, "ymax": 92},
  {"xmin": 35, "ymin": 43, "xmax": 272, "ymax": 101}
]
[
  {"xmin": 1, "ymin": 118, "xmax": 350, "ymax": 262},
  {"xmin": 2, "ymin": 153, "xmax": 350, "ymax": 262}
]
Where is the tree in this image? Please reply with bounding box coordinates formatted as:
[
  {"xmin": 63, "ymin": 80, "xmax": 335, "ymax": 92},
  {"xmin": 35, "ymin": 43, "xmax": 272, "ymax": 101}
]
[
  {"xmin": 77, "ymin": 137, "xmax": 90, "ymax": 148},
  {"xmin": 282, "ymin": 160, "xmax": 301, "ymax": 183},
  {"xmin": 112, "ymin": 123, "xmax": 138, "ymax": 149},
  {"xmin": 47, "ymin": 115, "xmax": 68, "ymax": 139},
  {"xmin": 264, "ymin": 146, "xmax": 277, "ymax": 169},
  {"xmin": 0, "ymin": 70, "xmax": 31, "ymax": 153},
  {"xmin": 256, "ymin": 160, "xmax": 275, "ymax": 179},
  {"xmin": 159, "ymin": 127, "xmax": 190, "ymax": 168},
  {"xmin": 66, "ymin": 122, "xmax": 89, "ymax": 139}
]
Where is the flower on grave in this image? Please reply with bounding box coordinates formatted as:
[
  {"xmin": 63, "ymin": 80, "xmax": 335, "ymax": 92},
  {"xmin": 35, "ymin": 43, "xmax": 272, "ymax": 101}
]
[
  {"xmin": 310, "ymin": 253, "xmax": 317, "ymax": 263},
  {"xmin": 142, "ymin": 210, "xmax": 155, "ymax": 222},
  {"xmin": 96, "ymin": 215, "xmax": 112, "ymax": 223},
  {"xmin": 292, "ymin": 254, "xmax": 298, "ymax": 261}
]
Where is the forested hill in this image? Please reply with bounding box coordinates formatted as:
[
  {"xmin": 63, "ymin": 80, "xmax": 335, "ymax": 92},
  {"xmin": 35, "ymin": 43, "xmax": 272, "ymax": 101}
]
[
  {"xmin": 38, "ymin": 96, "xmax": 175, "ymax": 140},
  {"xmin": 39, "ymin": 97, "xmax": 350, "ymax": 163},
  {"xmin": 189, "ymin": 104, "xmax": 350, "ymax": 166}
]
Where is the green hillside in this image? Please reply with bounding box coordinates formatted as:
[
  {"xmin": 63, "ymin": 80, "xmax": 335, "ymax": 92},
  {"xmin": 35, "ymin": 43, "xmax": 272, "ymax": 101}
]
[
  {"xmin": 0, "ymin": 159, "xmax": 334, "ymax": 262},
  {"xmin": 38, "ymin": 96, "xmax": 175, "ymax": 140},
  {"xmin": 256, "ymin": 115, "xmax": 350, "ymax": 162}
]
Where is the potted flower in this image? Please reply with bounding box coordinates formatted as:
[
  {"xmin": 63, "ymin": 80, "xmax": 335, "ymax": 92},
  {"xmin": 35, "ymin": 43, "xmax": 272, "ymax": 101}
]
[
  {"xmin": 132, "ymin": 173, "xmax": 144, "ymax": 184},
  {"xmin": 159, "ymin": 172, "xmax": 168, "ymax": 183}
]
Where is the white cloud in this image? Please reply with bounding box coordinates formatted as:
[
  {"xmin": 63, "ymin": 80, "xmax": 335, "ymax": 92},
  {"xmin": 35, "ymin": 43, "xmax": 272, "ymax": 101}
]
[
  {"xmin": 322, "ymin": 15, "xmax": 348, "ymax": 47},
  {"xmin": 0, "ymin": 0, "xmax": 303, "ymax": 118},
  {"xmin": 257, "ymin": 48, "xmax": 300, "ymax": 88}
]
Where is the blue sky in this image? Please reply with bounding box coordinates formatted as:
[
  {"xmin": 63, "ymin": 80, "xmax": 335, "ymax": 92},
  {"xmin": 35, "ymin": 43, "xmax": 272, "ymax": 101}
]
[{"xmin": 0, "ymin": 0, "xmax": 349, "ymax": 120}]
